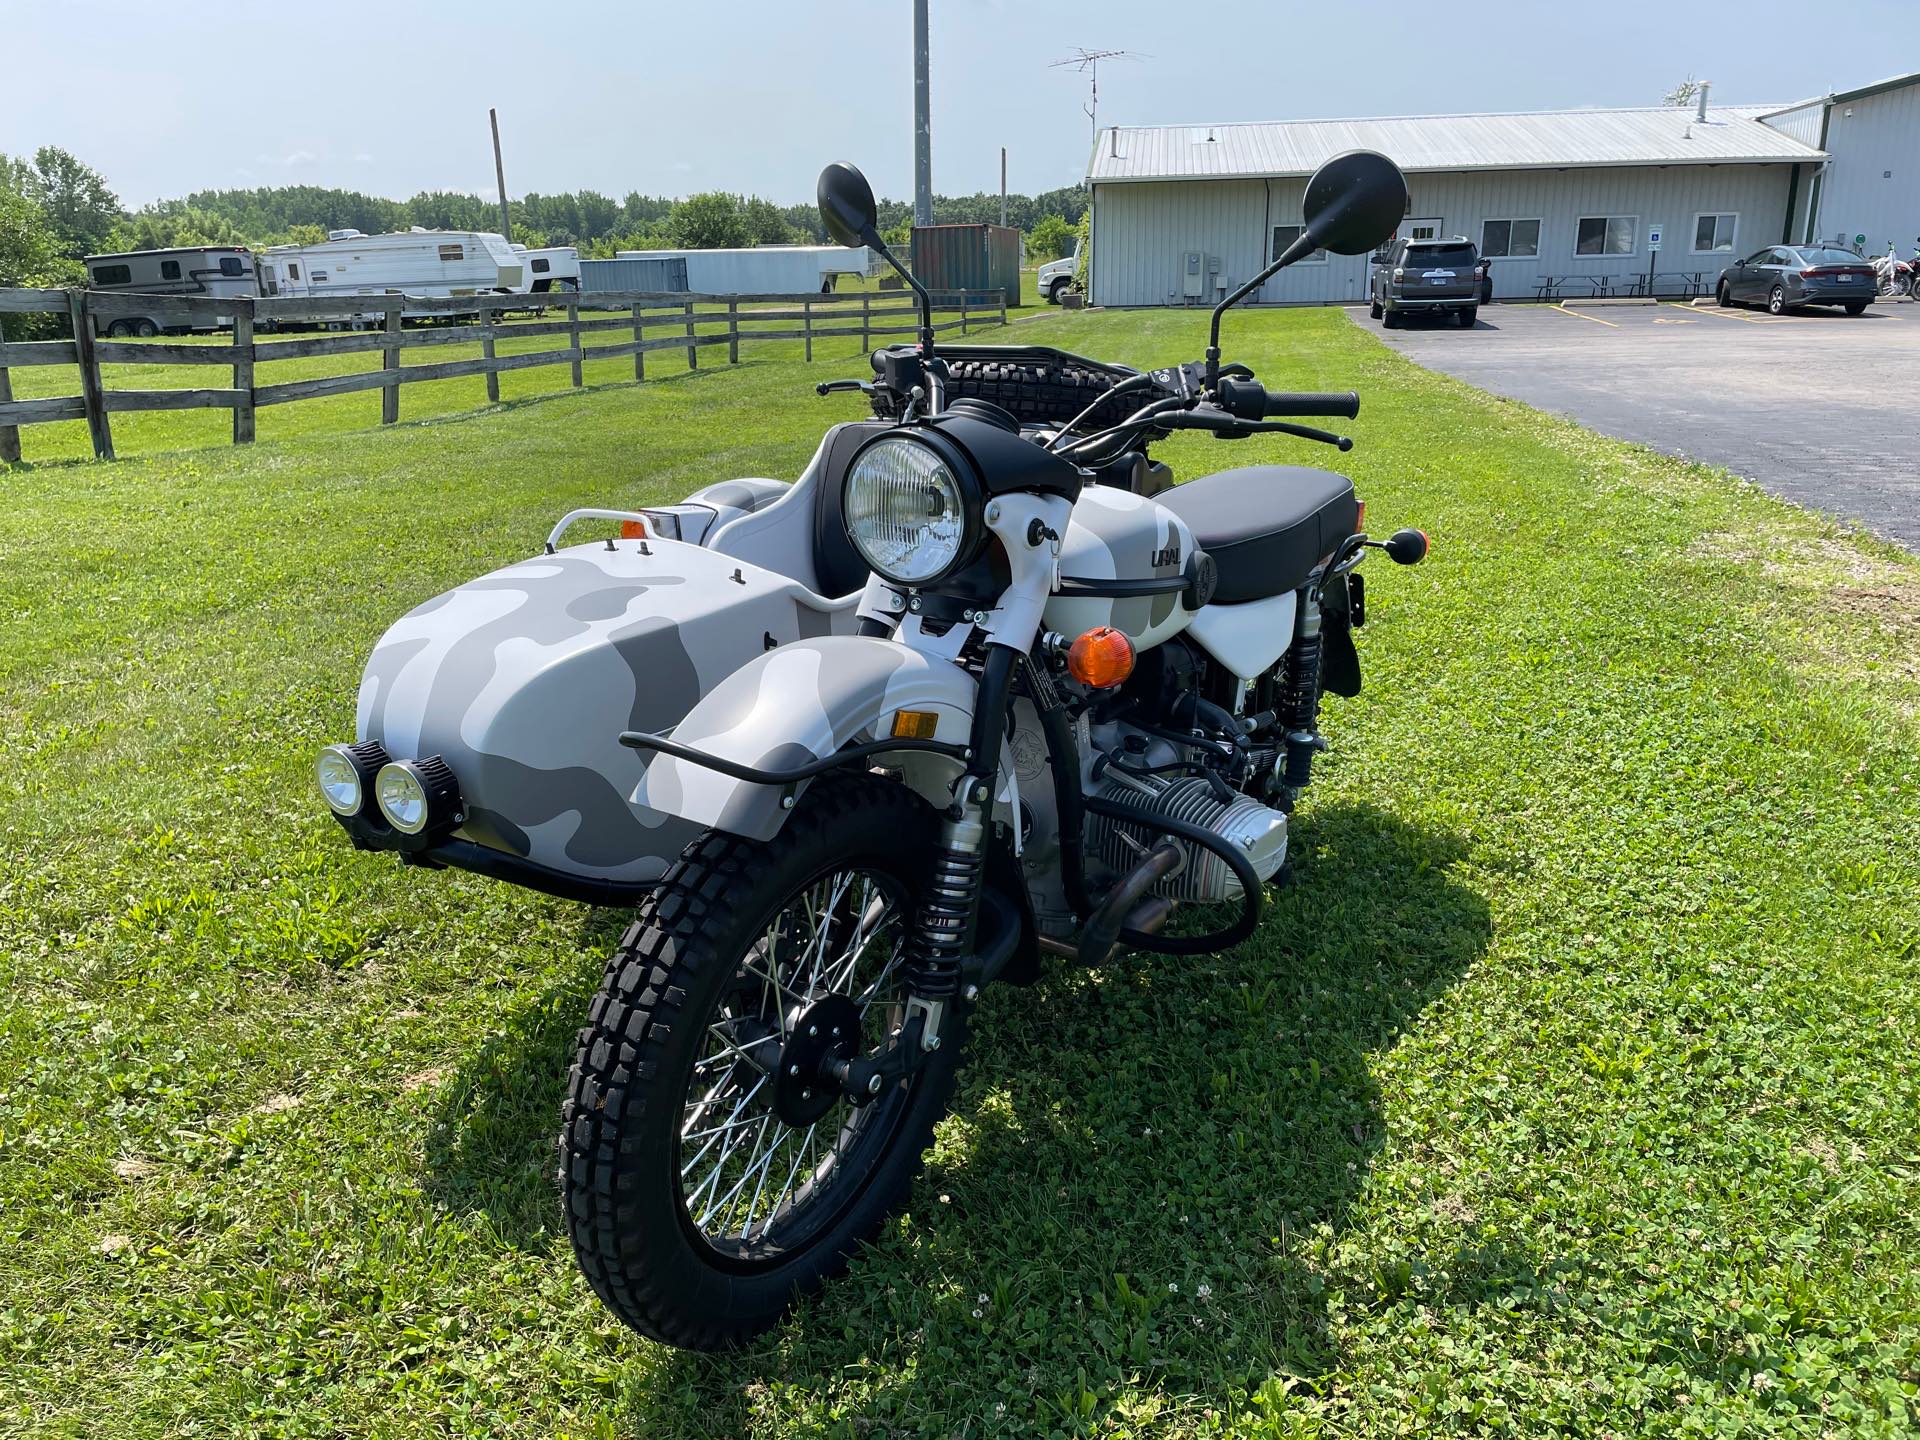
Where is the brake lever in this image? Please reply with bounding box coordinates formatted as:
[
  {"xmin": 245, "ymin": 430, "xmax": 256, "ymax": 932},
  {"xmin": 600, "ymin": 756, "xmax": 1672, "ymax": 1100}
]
[{"xmin": 815, "ymin": 378, "xmax": 875, "ymax": 397}]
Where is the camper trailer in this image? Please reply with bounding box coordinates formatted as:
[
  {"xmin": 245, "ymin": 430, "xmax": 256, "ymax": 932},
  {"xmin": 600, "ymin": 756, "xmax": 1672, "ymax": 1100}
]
[
  {"xmin": 609, "ymin": 244, "xmax": 872, "ymax": 295},
  {"xmin": 255, "ymin": 228, "xmax": 522, "ymax": 315},
  {"xmin": 509, "ymin": 245, "xmax": 580, "ymax": 294},
  {"xmin": 82, "ymin": 246, "xmax": 260, "ymax": 336}
]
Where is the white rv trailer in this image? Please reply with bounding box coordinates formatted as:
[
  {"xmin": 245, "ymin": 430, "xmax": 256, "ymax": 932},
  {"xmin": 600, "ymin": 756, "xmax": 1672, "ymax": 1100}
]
[
  {"xmin": 509, "ymin": 244, "xmax": 581, "ymax": 293},
  {"xmin": 611, "ymin": 244, "xmax": 872, "ymax": 295},
  {"xmin": 255, "ymin": 228, "xmax": 522, "ymax": 317},
  {"xmin": 82, "ymin": 246, "xmax": 260, "ymax": 336}
]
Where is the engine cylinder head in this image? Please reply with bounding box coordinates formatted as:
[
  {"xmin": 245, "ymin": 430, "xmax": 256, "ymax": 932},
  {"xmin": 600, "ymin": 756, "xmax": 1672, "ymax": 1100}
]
[{"xmin": 1089, "ymin": 772, "xmax": 1288, "ymax": 903}]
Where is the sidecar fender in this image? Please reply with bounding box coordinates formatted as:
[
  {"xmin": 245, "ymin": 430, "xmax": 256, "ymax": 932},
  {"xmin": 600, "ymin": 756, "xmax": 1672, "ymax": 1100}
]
[{"xmin": 632, "ymin": 636, "xmax": 981, "ymax": 841}]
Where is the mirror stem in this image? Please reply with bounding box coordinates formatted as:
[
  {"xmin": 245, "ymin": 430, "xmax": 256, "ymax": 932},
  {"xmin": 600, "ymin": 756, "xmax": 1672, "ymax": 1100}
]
[
  {"xmin": 863, "ymin": 229, "xmax": 937, "ymax": 356},
  {"xmin": 1205, "ymin": 229, "xmax": 1318, "ymax": 388}
]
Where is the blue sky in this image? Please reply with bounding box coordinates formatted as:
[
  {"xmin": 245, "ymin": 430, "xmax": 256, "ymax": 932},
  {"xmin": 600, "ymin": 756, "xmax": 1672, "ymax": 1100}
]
[{"xmin": 0, "ymin": 0, "xmax": 1905, "ymax": 207}]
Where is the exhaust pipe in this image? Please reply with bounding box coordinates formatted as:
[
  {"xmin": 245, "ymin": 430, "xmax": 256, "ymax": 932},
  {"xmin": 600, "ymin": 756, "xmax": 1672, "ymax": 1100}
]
[{"xmin": 1076, "ymin": 840, "xmax": 1183, "ymax": 966}]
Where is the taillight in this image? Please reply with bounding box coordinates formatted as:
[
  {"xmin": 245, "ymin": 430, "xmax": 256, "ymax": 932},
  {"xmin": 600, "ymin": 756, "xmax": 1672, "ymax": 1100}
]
[{"xmin": 1800, "ymin": 268, "xmax": 1819, "ymax": 278}]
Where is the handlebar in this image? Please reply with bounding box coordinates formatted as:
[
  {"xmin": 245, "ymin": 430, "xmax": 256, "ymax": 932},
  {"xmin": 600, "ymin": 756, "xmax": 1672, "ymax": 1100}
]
[{"xmin": 1213, "ymin": 377, "xmax": 1360, "ymax": 421}]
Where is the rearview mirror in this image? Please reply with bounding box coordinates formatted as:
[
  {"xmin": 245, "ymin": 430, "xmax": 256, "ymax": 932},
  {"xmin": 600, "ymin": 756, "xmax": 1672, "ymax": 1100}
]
[
  {"xmin": 1302, "ymin": 150, "xmax": 1409, "ymax": 257},
  {"xmin": 817, "ymin": 162, "xmax": 879, "ymax": 248}
]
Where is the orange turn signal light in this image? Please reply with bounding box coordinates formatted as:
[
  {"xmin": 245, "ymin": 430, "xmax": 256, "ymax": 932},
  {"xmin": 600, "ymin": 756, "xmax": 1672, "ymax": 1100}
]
[
  {"xmin": 1067, "ymin": 626, "xmax": 1135, "ymax": 689},
  {"xmin": 619, "ymin": 518, "xmax": 649, "ymax": 539},
  {"xmin": 1355, "ymin": 497, "xmax": 1366, "ymax": 531},
  {"xmin": 891, "ymin": 709, "xmax": 939, "ymax": 740}
]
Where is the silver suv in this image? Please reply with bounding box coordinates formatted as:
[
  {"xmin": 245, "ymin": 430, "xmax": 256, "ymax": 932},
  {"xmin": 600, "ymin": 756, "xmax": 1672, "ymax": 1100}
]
[{"xmin": 1370, "ymin": 237, "xmax": 1479, "ymax": 328}]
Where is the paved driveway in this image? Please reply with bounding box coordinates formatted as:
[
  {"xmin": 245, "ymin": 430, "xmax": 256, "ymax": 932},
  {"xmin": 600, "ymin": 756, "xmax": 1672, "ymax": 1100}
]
[{"xmin": 1369, "ymin": 298, "xmax": 1920, "ymax": 550}]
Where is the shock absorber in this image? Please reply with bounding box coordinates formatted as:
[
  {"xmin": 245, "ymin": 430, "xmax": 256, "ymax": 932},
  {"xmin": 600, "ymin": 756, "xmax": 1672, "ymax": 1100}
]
[
  {"xmin": 902, "ymin": 808, "xmax": 985, "ymax": 1002},
  {"xmin": 1281, "ymin": 593, "xmax": 1325, "ymax": 793}
]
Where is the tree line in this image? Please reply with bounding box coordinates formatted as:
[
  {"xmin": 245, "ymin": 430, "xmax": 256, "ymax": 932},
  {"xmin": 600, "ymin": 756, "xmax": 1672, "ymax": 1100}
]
[{"xmin": 2, "ymin": 143, "xmax": 1086, "ymax": 276}]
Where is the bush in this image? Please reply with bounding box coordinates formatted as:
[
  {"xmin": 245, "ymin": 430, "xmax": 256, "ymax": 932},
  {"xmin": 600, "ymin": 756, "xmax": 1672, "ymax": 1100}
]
[{"xmin": 1026, "ymin": 214, "xmax": 1074, "ymax": 262}]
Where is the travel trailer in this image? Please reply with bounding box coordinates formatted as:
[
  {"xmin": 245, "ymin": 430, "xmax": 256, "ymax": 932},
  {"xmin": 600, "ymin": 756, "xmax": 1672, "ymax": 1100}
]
[
  {"xmin": 255, "ymin": 228, "xmax": 522, "ymax": 313},
  {"xmin": 82, "ymin": 246, "xmax": 260, "ymax": 336},
  {"xmin": 510, "ymin": 245, "xmax": 580, "ymax": 293}
]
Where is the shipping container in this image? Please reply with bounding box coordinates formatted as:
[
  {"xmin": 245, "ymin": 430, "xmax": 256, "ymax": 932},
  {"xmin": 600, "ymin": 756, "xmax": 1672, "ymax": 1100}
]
[{"xmin": 910, "ymin": 224, "xmax": 1023, "ymax": 306}]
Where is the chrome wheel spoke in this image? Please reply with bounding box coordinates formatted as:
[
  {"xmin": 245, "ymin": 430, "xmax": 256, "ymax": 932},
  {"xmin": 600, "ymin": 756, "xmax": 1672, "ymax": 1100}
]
[{"xmin": 677, "ymin": 861, "xmax": 915, "ymax": 1250}]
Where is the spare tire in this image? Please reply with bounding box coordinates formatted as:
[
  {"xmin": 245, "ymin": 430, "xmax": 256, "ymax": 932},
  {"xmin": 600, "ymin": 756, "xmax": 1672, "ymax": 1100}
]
[{"xmin": 870, "ymin": 356, "xmax": 1141, "ymax": 434}]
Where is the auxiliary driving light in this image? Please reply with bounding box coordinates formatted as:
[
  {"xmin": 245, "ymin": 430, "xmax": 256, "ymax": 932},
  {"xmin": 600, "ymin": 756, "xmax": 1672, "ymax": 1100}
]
[
  {"xmin": 315, "ymin": 740, "xmax": 390, "ymax": 817},
  {"xmin": 373, "ymin": 756, "xmax": 463, "ymax": 837}
]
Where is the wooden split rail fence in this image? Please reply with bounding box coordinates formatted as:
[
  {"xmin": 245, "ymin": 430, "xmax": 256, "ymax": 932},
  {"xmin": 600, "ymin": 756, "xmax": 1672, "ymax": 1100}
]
[{"xmin": 0, "ymin": 285, "xmax": 1008, "ymax": 463}]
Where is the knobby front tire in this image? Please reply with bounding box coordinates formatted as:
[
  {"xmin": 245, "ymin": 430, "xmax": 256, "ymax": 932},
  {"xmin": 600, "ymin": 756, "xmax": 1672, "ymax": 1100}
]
[{"xmin": 560, "ymin": 776, "xmax": 963, "ymax": 1349}]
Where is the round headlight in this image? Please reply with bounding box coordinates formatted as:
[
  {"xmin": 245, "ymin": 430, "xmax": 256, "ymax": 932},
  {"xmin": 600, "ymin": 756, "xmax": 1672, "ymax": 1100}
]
[
  {"xmin": 843, "ymin": 436, "xmax": 974, "ymax": 586},
  {"xmin": 315, "ymin": 745, "xmax": 365, "ymax": 816},
  {"xmin": 375, "ymin": 762, "xmax": 431, "ymax": 835}
]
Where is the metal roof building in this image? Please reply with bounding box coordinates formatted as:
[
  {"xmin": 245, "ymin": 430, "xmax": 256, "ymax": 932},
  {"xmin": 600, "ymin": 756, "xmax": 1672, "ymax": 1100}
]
[{"xmin": 1083, "ymin": 76, "xmax": 1918, "ymax": 308}]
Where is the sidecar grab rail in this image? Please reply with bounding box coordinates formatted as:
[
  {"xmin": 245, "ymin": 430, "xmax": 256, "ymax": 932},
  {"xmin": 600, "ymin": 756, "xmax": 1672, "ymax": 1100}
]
[
  {"xmin": 618, "ymin": 730, "xmax": 971, "ymax": 785},
  {"xmin": 545, "ymin": 508, "xmax": 655, "ymax": 554}
]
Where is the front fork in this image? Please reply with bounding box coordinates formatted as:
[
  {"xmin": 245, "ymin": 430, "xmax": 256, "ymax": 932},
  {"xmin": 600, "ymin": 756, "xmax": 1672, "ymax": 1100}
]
[{"xmin": 830, "ymin": 646, "xmax": 1017, "ymax": 1102}]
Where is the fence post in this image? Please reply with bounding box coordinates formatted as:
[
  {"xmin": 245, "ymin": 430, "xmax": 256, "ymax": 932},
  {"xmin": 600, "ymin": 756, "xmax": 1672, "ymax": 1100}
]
[
  {"xmin": 1000, "ymin": 292, "xmax": 1007, "ymax": 328},
  {"xmin": 0, "ymin": 361, "xmax": 18, "ymax": 465},
  {"xmin": 683, "ymin": 301, "xmax": 696, "ymax": 370},
  {"xmin": 861, "ymin": 292, "xmax": 870, "ymax": 352},
  {"xmin": 68, "ymin": 290, "xmax": 114, "ymax": 461},
  {"xmin": 960, "ymin": 291, "xmax": 970, "ymax": 336},
  {"xmin": 631, "ymin": 302, "xmax": 645, "ymax": 382},
  {"xmin": 727, "ymin": 299, "xmax": 739, "ymax": 365},
  {"xmin": 803, "ymin": 298, "xmax": 813, "ymax": 362},
  {"xmin": 567, "ymin": 297, "xmax": 583, "ymax": 387},
  {"xmin": 381, "ymin": 302, "xmax": 402, "ymax": 424},
  {"xmin": 231, "ymin": 295, "xmax": 255, "ymax": 445},
  {"xmin": 479, "ymin": 298, "xmax": 499, "ymax": 404}
]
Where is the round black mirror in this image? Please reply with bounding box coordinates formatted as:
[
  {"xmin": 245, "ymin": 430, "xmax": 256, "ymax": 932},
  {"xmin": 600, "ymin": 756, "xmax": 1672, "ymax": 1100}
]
[
  {"xmin": 817, "ymin": 162, "xmax": 879, "ymax": 249},
  {"xmin": 1301, "ymin": 150, "xmax": 1408, "ymax": 257}
]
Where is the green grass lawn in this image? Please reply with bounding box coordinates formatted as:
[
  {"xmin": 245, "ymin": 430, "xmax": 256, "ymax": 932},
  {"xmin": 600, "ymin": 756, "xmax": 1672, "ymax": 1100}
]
[{"xmin": 2, "ymin": 307, "xmax": 1916, "ymax": 1437}]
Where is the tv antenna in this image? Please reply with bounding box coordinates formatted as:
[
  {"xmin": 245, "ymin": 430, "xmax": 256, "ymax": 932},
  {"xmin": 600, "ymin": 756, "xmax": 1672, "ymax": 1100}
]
[{"xmin": 1050, "ymin": 47, "xmax": 1142, "ymax": 145}]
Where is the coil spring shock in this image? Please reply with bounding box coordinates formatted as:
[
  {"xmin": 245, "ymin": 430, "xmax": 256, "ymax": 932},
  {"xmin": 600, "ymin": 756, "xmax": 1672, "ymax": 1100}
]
[
  {"xmin": 902, "ymin": 841, "xmax": 982, "ymax": 1000},
  {"xmin": 1281, "ymin": 626, "xmax": 1323, "ymax": 791}
]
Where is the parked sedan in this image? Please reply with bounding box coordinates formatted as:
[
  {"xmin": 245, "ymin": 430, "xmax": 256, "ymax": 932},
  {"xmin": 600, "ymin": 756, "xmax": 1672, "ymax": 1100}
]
[{"xmin": 1717, "ymin": 245, "xmax": 1878, "ymax": 315}]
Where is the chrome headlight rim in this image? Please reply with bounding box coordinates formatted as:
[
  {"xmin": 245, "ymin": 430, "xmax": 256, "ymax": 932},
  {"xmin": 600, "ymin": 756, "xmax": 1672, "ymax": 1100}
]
[{"xmin": 841, "ymin": 431, "xmax": 983, "ymax": 588}]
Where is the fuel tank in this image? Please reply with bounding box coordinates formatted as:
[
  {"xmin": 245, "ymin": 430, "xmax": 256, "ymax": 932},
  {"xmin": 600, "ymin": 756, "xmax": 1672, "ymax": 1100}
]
[
  {"xmin": 356, "ymin": 537, "xmax": 857, "ymax": 885},
  {"xmin": 1042, "ymin": 484, "xmax": 1199, "ymax": 651}
]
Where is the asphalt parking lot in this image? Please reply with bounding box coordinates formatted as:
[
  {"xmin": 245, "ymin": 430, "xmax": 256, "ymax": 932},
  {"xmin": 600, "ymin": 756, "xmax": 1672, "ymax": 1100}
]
[{"xmin": 1370, "ymin": 298, "xmax": 1920, "ymax": 550}]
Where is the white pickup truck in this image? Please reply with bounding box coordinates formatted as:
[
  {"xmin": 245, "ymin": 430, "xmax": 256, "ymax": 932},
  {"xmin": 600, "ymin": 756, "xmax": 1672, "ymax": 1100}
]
[{"xmin": 1038, "ymin": 241, "xmax": 1081, "ymax": 303}]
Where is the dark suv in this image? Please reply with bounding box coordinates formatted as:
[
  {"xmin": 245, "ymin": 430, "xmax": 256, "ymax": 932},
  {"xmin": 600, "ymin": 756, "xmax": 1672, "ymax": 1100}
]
[{"xmin": 1370, "ymin": 237, "xmax": 1480, "ymax": 328}]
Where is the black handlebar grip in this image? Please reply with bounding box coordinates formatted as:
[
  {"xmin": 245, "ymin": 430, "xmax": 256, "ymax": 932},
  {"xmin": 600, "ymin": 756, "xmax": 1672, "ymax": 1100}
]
[
  {"xmin": 1262, "ymin": 390, "xmax": 1361, "ymax": 420},
  {"xmin": 1214, "ymin": 378, "xmax": 1360, "ymax": 421}
]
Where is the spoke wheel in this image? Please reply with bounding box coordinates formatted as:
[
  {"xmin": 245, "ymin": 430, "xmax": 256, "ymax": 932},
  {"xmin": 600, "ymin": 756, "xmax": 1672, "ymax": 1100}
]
[
  {"xmin": 676, "ymin": 863, "xmax": 910, "ymax": 1259},
  {"xmin": 561, "ymin": 776, "xmax": 962, "ymax": 1349}
]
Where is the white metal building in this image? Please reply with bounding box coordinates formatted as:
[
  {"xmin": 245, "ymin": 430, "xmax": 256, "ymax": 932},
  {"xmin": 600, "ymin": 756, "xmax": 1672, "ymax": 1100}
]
[
  {"xmin": 1764, "ymin": 72, "xmax": 1920, "ymax": 256},
  {"xmin": 1086, "ymin": 72, "xmax": 1919, "ymax": 307}
]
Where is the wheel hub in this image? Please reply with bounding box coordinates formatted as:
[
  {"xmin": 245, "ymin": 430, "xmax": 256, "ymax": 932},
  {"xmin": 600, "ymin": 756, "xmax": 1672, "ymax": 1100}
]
[{"xmin": 772, "ymin": 993, "xmax": 862, "ymax": 1126}]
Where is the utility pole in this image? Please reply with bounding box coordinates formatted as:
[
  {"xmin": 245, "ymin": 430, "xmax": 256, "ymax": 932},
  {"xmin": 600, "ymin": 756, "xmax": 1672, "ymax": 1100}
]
[
  {"xmin": 489, "ymin": 107, "xmax": 512, "ymax": 242},
  {"xmin": 913, "ymin": 0, "xmax": 933, "ymax": 228},
  {"xmin": 999, "ymin": 147, "xmax": 1007, "ymax": 228}
]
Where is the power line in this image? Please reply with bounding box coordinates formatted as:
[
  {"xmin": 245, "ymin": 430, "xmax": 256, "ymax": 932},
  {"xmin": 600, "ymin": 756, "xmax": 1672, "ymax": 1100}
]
[{"xmin": 1049, "ymin": 47, "xmax": 1144, "ymax": 147}]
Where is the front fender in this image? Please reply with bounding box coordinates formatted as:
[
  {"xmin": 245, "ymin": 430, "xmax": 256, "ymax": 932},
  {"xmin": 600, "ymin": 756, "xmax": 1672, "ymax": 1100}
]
[{"xmin": 632, "ymin": 635, "xmax": 980, "ymax": 841}]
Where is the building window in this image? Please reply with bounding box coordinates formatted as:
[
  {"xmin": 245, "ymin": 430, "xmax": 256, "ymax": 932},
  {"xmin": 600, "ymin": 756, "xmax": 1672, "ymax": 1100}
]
[
  {"xmin": 90, "ymin": 263, "xmax": 132, "ymax": 286},
  {"xmin": 1575, "ymin": 216, "xmax": 1637, "ymax": 257},
  {"xmin": 218, "ymin": 255, "xmax": 245, "ymax": 276},
  {"xmin": 160, "ymin": 259, "xmax": 181, "ymax": 280},
  {"xmin": 1692, "ymin": 213, "xmax": 1738, "ymax": 253},
  {"xmin": 1271, "ymin": 224, "xmax": 1327, "ymax": 265},
  {"xmin": 531, "ymin": 257, "xmax": 550, "ymax": 273},
  {"xmin": 438, "ymin": 243, "xmax": 465, "ymax": 262},
  {"xmin": 1481, "ymin": 218, "xmax": 1541, "ymax": 259}
]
